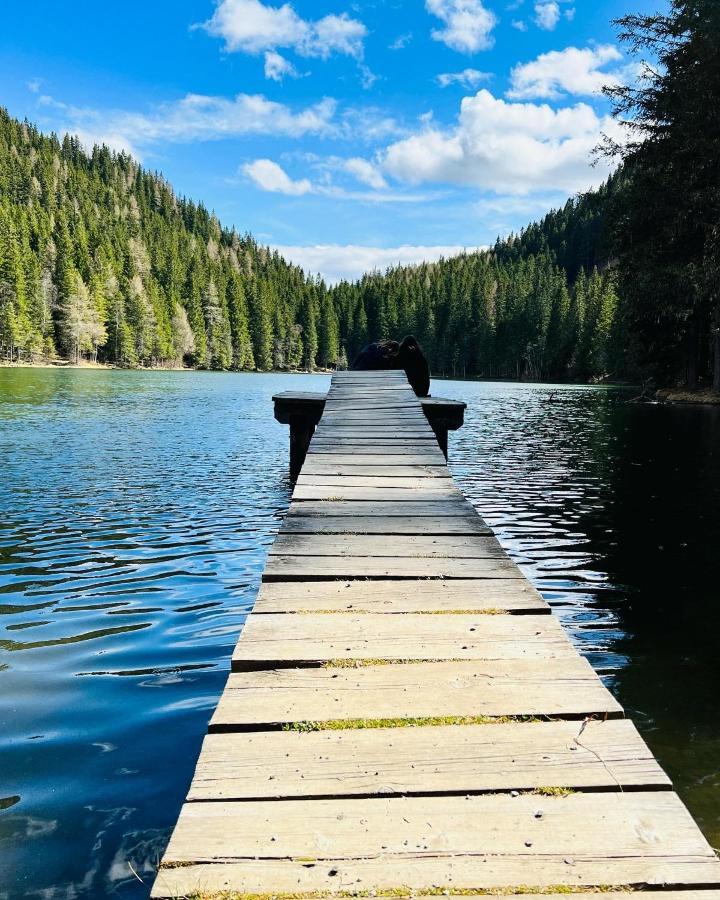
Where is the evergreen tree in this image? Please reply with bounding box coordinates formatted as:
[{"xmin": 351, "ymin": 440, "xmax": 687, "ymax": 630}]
[{"xmin": 604, "ymin": 0, "xmax": 720, "ymax": 389}]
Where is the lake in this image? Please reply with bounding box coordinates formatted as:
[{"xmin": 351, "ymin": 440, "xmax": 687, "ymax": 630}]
[{"xmin": 1, "ymin": 369, "xmax": 719, "ymax": 897}]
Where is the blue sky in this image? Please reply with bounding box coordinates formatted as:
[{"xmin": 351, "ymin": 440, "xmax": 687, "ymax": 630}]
[{"xmin": 1, "ymin": 0, "xmax": 664, "ymax": 281}]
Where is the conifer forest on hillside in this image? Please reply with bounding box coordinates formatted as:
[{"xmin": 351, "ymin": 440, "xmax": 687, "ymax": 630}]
[{"xmin": 1, "ymin": 1, "xmax": 718, "ymax": 389}]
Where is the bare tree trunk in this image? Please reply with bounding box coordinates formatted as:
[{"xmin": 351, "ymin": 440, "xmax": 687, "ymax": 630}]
[
  {"xmin": 687, "ymin": 318, "xmax": 699, "ymax": 390},
  {"xmin": 713, "ymin": 303, "xmax": 720, "ymax": 392}
]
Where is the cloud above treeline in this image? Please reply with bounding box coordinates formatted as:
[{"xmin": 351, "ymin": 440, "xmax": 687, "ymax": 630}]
[{"xmin": 273, "ymin": 243, "xmax": 483, "ymax": 284}]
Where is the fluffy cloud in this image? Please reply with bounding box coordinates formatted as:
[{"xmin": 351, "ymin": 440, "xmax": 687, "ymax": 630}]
[
  {"xmin": 342, "ymin": 157, "xmax": 388, "ymax": 189},
  {"xmin": 437, "ymin": 68, "xmax": 491, "ymax": 89},
  {"xmin": 243, "ymin": 159, "xmax": 312, "ymax": 195},
  {"xmin": 426, "ymin": 0, "xmax": 497, "ymax": 53},
  {"xmin": 241, "ymin": 155, "xmax": 432, "ymax": 202},
  {"xmin": 42, "ymin": 92, "xmax": 337, "ymax": 158},
  {"xmin": 273, "ymin": 243, "xmax": 478, "ymax": 284},
  {"xmin": 382, "ymin": 89, "xmax": 621, "ymax": 196},
  {"xmin": 534, "ymin": 1, "xmax": 561, "ymax": 30},
  {"xmin": 508, "ymin": 45, "xmax": 624, "ymax": 99},
  {"xmin": 263, "ymin": 50, "xmax": 299, "ymax": 80},
  {"xmin": 201, "ymin": 0, "xmax": 366, "ymax": 59}
]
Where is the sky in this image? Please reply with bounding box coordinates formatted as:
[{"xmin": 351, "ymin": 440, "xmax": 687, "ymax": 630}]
[{"xmin": 1, "ymin": 0, "xmax": 664, "ymax": 282}]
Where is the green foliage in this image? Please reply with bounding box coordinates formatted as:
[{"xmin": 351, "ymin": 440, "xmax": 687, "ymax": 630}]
[
  {"xmin": 0, "ymin": 105, "xmax": 624, "ymax": 381},
  {"xmin": 331, "ymin": 247, "xmax": 621, "ymax": 382},
  {"xmin": 604, "ymin": 0, "xmax": 720, "ymax": 389},
  {"xmin": 0, "ymin": 108, "xmax": 332, "ymax": 369}
]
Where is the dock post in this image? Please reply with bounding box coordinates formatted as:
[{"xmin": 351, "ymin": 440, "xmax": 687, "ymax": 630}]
[{"xmin": 272, "ymin": 392, "xmax": 325, "ymax": 478}]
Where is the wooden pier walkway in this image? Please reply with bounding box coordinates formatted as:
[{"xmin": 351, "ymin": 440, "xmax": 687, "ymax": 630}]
[{"xmin": 152, "ymin": 371, "xmax": 720, "ymax": 900}]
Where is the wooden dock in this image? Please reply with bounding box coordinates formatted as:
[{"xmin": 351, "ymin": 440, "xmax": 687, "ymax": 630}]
[{"xmin": 152, "ymin": 371, "xmax": 720, "ymax": 900}]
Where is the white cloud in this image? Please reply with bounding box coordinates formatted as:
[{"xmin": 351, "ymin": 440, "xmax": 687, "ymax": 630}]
[
  {"xmin": 27, "ymin": 79, "xmax": 42, "ymax": 94},
  {"xmin": 437, "ymin": 68, "xmax": 491, "ymax": 89},
  {"xmin": 508, "ymin": 45, "xmax": 624, "ymax": 99},
  {"xmin": 40, "ymin": 92, "xmax": 337, "ymax": 158},
  {"xmin": 359, "ymin": 64, "xmax": 379, "ymax": 90},
  {"xmin": 389, "ymin": 32, "xmax": 413, "ymax": 50},
  {"xmin": 244, "ymin": 159, "xmax": 312, "ymax": 195},
  {"xmin": 511, "ymin": 19, "xmax": 529, "ymax": 31},
  {"xmin": 273, "ymin": 243, "xmax": 479, "ymax": 283},
  {"xmin": 426, "ymin": 0, "xmax": 497, "ymax": 53},
  {"xmin": 534, "ymin": 1, "xmax": 560, "ymax": 30},
  {"xmin": 240, "ymin": 155, "xmax": 435, "ymax": 202},
  {"xmin": 382, "ymin": 88, "xmax": 622, "ymax": 196},
  {"xmin": 200, "ymin": 0, "xmax": 366, "ymax": 59},
  {"xmin": 342, "ymin": 157, "xmax": 388, "ymax": 189},
  {"xmin": 263, "ymin": 50, "xmax": 299, "ymax": 80}
]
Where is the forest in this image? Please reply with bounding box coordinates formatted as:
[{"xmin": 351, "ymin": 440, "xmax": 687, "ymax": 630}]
[{"xmin": 0, "ymin": 0, "xmax": 717, "ymax": 388}]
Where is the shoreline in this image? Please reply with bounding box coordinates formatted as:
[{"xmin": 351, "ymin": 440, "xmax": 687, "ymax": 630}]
[
  {"xmin": 655, "ymin": 388, "xmax": 720, "ymax": 406},
  {"xmin": 3, "ymin": 362, "xmax": 719, "ymax": 403}
]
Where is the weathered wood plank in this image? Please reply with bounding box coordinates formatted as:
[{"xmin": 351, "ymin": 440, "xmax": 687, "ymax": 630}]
[
  {"xmin": 307, "ymin": 445, "xmax": 446, "ymax": 456},
  {"xmin": 279, "ymin": 516, "xmax": 491, "ymax": 535},
  {"xmin": 232, "ymin": 613, "xmax": 572, "ymax": 668},
  {"xmin": 291, "ymin": 485, "xmax": 465, "ymax": 502},
  {"xmin": 211, "ymin": 657, "xmax": 622, "ymax": 729},
  {"xmin": 301, "ymin": 455, "xmax": 448, "ymax": 467},
  {"xmin": 323, "ymin": 400, "xmax": 419, "ymax": 409},
  {"xmin": 188, "ymin": 719, "xmax": 670, "ymax": 800},
  {"xmin": 153, "ymin": 792, "xmax": 720, "ymax": 898},
  {"xmin": 310, "ymin": 435, "xmax": 438, "ymax": 444},
  {"xmin": 251, "ymin": 578, "xmax": 547, "ymax": 613},
  {"xmin": 263, "ymin": 554, "xmax": 523, "ymax": 579},
  {"xmin": 296, "ymin": 476, "xmax": 455, "ymax": 490},
  {"xmin": 270, "ymin": 534, "xmax": 506, "ymax": 558},
  {"xmin": 285, "ymin": 500, "xmax": 478, "ymax": 516},
  {"xmin": 315, "ymin": 416, "xmax": 433, "ymax": 437},
  {"xmin": 300, "ymin": 463, "xmax": 450, "ymax": 477}
]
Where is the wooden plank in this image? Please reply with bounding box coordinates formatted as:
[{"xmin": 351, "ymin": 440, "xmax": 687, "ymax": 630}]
[
  {"xmin": 211, "ymin": 657, "xmax": 622, "ymax": 729},
  {"xmin": 300, "ymin": 463, "xmax": 450, "ymax": 477},
  {"xmin": 315, "ymin": 420, "xmax": 431, "ymax": 426},
  {"xmin": 323, "ymin": 400, "xmax": 419, "ymax": 409},
  {"xmin": 301, "ymin": 454, "xmax": 447, "ymax": 467},
  {"xmin": 279, "ymin": 516, "xmax": 491, "ymax": 535},
  {"xmin": 308, "ymin": 445, "xmax": 445, "ymax": 456},
  {"xmin": 251, "ymin": 578, "xmax": 548, "ymax": 614},
  {"xmin": 291, "ymin": 486, "xmax": 465, "ymax": 502},
  {"xmin": 313, "ymin": 432, "xmax": 436, "ymax": 440},
  {"xmin": 313, "ymin": 425, "xmax": 437, "ymax": 440},
  {"xmin": 153, "ymin": 792, "xmax": 720, "ymax": 898},
  {"xmin": 188, "ymin": 719, "xmax": 670, "ymax": 800},
  {"xmin": 286, "ymin": 501, "xmax": 478, "ymax": 516},
  {"xmin": 270, "ymin": 534, "xmax": 506, "ymax": 558},
  {"xmin": 232, "ymin": 613, "xmax": 572, "ymax": 668},
  {"xmin": 263, "ymin": 555, "xmax": 522, "ymax": 579},
  {"xmin": 295, "ymin": 476, "xmax": 454, "ymax": 489}
]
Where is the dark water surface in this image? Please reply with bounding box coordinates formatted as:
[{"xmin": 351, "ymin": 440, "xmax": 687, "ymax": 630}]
[{"xmin": 1, "ymin": 370, "xmax": 719, "ymax": 897}]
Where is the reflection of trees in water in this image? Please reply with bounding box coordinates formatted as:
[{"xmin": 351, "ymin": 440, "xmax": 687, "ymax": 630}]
[
  {"xmin": 576, "ymin": 399, "xmax": 720, "ymax": 848},
  {"xmin": 584, "ymin": 401, "xmax": 720, "ymax": 639}
]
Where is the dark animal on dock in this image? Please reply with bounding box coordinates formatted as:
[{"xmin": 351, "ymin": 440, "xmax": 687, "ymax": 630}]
[{"xmin": 352, "ymin": 335, "xmax": 430, "ymax": 397}]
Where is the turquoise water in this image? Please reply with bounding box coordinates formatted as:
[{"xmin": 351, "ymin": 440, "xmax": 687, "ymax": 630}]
[{"xmin": 1, "ymin": 370, "xmax": 719, "ymax": 897}]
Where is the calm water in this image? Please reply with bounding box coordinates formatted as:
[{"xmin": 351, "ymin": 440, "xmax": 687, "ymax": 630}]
[{"xmin": 1, "ymin": 370, "xmax": 719, "ymax": 897}]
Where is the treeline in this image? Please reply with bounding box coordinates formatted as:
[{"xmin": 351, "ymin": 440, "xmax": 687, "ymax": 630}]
[
  {"xmin": 2, "ymin": 0, "xmax": 718, "ymax": 393},
  {"xmin": 331, "ymin": 239, "xmax": 620, "ymax": 381},
  {"xmin": 602, "ymin": 0, "xmax": 720, "ymax": 391},
  {"xmin": 0, "ymin": 108, "xmax": 341, "ymax": 370},
  {"xmin": 0, "ymin": 103, "xmax": 620, "ymax": 383}
]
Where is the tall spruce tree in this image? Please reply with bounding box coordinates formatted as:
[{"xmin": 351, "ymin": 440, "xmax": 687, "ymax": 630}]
[{"xmin": 604, "ymin": 0, "xmax": 720, "ymax": 389}]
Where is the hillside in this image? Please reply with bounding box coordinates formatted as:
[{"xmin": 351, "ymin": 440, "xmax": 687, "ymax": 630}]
[
  {"xmin": 331, "ymin": 180, "xmax": 621, "ymax": 381},
  {"xmin": 0, "ymin": 108, "xmax": 339, "ymax": 371},
  {"xmin": 0, "ymin": 106, "xmax": 620, "ymax": 381}
]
